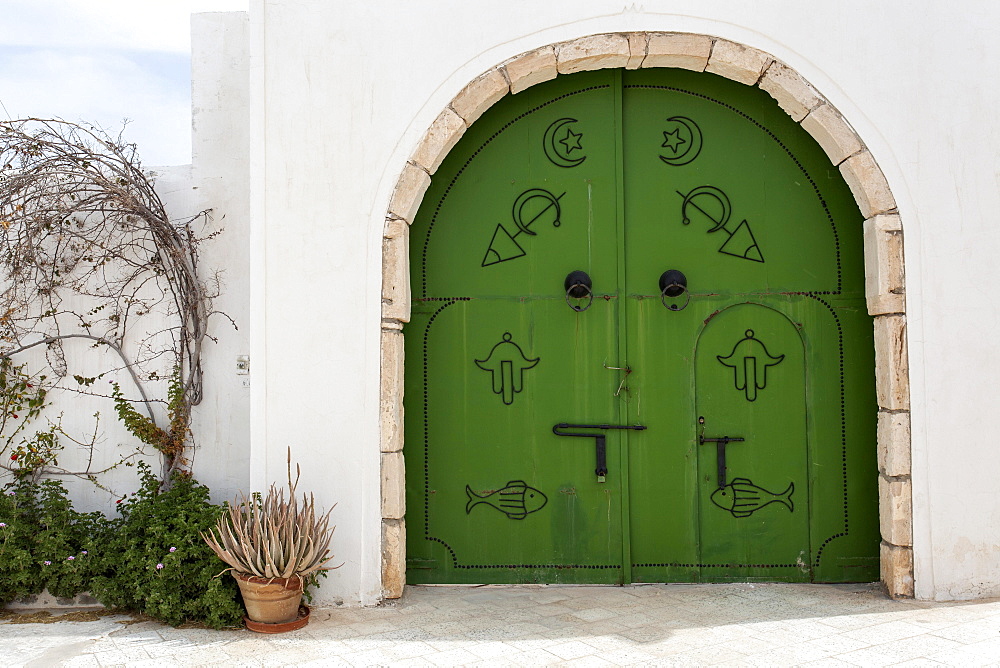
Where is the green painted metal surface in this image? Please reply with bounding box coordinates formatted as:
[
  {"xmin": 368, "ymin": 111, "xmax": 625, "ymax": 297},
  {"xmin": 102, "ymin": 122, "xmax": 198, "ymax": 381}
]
[{"xmin": 405, "ymin": 68, "xmax": 878, "ymax": 584}]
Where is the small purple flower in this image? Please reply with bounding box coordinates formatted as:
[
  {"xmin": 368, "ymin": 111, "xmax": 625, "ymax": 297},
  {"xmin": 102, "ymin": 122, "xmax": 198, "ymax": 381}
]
[
  {"xmin": 169, "ymin": 547, "xmax": 176, "ymax": 553},
  {"xmin": 0, "ymin": 523, "xmax": 6, "ymax": 528},
  {"xmin": 43, "ymin": 561, "xmax": 51, "ymax": 566},
  {"xmin": 81, "ymin": 551, "xmax": 88, "ymax": 555},
  {"xmin": 4, "ymin": 491, "xmax": 13, "ymax": 496},
  {"xmin": 156, "ymin": 563, "xmax": 164, "ymax": 570},
  {"xmin": 67, "ymin": 556, "xmax": 75, "ymax": 561}
]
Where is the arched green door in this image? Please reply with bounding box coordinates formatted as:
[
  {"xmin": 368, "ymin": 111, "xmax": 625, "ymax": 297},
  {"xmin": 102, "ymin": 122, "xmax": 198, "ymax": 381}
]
[{"xmin": 404, "ymin": 68, "xmax": 878, "ymax": 585}]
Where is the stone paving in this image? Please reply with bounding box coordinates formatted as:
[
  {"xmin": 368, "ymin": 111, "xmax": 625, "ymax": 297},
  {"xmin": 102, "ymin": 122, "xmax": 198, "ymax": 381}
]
[{"xmin": 3, "ymin": 583, "xmax": 1000, "ymax": 666}]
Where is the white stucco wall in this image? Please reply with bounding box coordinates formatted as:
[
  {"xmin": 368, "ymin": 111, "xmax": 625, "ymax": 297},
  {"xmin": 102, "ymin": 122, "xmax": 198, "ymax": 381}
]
[{"xmin": 180, "ymin": 1, "xmax": 1000, "ymax": 604}]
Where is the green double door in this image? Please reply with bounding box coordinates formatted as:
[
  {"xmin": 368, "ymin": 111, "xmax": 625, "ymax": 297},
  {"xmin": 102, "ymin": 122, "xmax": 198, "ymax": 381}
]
[{"xmin": 405, "ymin": 68, "xmax": 878, "ymax": 584}]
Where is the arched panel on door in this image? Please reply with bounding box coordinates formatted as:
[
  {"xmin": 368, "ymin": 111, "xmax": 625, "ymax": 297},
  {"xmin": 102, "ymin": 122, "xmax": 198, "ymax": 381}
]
[{"xmin": 695, "ymin": 303, "xmax": 809, "ymax": 581}]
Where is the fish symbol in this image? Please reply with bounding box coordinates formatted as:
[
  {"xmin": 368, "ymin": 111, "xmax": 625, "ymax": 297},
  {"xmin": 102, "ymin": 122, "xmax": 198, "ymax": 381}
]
[
  {"xmin": 465, "ymin": 480, "xmax": 548, "ymax": 520},
  {"xmin": 710, "ymin": 477, "xmax": 794, "ymax": 518}
]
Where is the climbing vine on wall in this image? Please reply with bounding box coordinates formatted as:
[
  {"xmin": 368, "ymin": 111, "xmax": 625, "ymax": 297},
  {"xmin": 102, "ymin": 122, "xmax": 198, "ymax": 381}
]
[{"xmin": 0, "ymin": 118, "xmax": 221, "ymax": 483}]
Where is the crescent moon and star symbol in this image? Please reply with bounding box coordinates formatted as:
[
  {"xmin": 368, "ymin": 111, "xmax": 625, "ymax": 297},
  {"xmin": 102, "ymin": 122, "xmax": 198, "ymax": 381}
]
[
  {"xmin": 677, "ymin": 185, "xmax": 765, "ymax": 263},
  {"xmin": 659, "ymin": 116, "xmax": 703, "ymax": 167},
  {"xmin": 543, "ymin": 118, "xmax": 586, "ymax": 168},
  {"xmin": 482, "ymin": 188, "xmax": 565, "ymax": 267}
]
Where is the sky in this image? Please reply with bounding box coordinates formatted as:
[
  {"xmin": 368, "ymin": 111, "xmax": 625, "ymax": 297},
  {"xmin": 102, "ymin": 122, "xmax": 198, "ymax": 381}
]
[{"xmin": 1, "ymin": 0, "xmax": 249, "ymax": 166}]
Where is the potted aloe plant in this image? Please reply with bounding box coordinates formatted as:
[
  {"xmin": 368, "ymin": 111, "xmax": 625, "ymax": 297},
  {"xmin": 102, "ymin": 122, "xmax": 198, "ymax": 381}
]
[{"xmin": 201, "ymin": 454, "xmax": 337, "ymax": 632}]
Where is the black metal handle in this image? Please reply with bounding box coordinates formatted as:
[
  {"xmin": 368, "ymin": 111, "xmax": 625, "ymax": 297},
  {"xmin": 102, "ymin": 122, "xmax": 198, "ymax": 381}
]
[
  {"xmin": 659, "ymin": 269, "xmax": 690, "ymax": 311},
  {"xmin": 564, "ymin": 270, "xmax": 593, "ymax": 312},
  {"xmin": 553, "ymin": 423, "xmax": 647, "ymax": 481}
]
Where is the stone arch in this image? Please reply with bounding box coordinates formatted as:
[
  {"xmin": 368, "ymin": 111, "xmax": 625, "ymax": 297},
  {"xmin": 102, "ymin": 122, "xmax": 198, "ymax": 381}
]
[{"xmin": 379, "ymin": 33, "xmax": 911, "ymax": 599}]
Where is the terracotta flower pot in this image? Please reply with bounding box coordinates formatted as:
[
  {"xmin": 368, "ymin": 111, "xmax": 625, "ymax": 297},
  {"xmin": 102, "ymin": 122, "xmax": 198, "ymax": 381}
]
[{"xmin": 232, "ymin": 571, "xmax": 304, "ymax": 624}]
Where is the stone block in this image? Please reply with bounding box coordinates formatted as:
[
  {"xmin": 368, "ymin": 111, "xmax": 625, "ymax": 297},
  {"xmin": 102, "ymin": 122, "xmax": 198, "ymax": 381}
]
[
  {"xmin": 556, "ymin": 34, "xmax": 630, "ymax": 75},
  {"xmin": 881, "ymin": 541, "xmax": 914, "ymax": 598},
  {"xmin": 380, "ymin": 328, "xmax": 404, "ymax": 453},
  {"xmin": 863, "ymin": 214, "xmax": 905, "ymax": 315},
  {"xmin": 504, "ymin": 46, "xmax": 557, "ymax": 94},
  {"xmin": 801, "ymin": 103, "xmax": 863, "ymax": 165},
  {"xmin": 626, "ymin": 32, "xmax": 647, "ymax": 69},
  {"xmin": 381, "ymin": 519, "xmax": 406, "ymax": 599},
  {"xmin": 874, "ymin": 315, "xmax": 909, "ymax": 410},
  {"xmin": 879, "ymin": 476, "xmax": 912, "ymax": 547},
  {"xmin": 382, "ymin": 218, "xmax": 410, "ymax": 323},
  {"xmin": 706, "ymin": 39, "xmax": 772, "ymax": 85},
  {"xmin": 877, "ymin": 410, "xmax": 911, "ymax": 477},
  {"xmin": 388, "ymin": 162, "xmax": 431, "ymax": 224},
  {"xmin": 411, "ymin": 107, "xmax": 467, "ymax": 175},
  {"xmin": 840, "ymin": 150, "xmax": 897, "ymax": 218},
  {"xmin": 759, "ymin": 61, "xmax": 821, "ymax": 122},
  {"xmin": 451, "ymin": 68, "xmax": 509, "ymax": 126},
  {"xmin": 643, "ymin": 32, "xmax": 713, "ymax": 71},
  {"xmin": 381, "ymin": 451, "xmax": 405, "ymax": 519}
]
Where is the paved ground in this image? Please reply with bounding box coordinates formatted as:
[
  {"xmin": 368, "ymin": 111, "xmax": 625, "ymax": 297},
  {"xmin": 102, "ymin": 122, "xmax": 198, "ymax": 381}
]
[{"xmin": 3, "ymin": 583, "xmax": 1000, "ymax": 666}]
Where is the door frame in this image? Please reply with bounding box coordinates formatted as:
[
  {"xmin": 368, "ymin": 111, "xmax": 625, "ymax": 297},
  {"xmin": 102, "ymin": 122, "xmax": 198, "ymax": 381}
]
[{"xmin": 379, "ymin": 33, "xmax": 911, "ymax": 599}]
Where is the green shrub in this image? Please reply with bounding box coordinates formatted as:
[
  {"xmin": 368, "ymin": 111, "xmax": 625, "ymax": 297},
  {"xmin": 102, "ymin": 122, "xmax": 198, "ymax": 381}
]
[
  {"xmin": 88, "ymin": 462, "xmax": 244, "ymax": 629},
  {"xmin": 0, "ymin": 477, "xmax": 106, "ymax": 605}
]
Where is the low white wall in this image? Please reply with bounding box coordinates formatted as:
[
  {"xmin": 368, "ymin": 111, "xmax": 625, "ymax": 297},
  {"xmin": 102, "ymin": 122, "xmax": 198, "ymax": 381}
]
[{"xmin": 180, "ymin": 0, "xmax": 1000, "ymax": 603}]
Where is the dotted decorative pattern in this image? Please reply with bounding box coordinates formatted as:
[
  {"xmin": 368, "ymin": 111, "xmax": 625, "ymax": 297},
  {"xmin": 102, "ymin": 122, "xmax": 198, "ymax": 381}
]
[
  {"xmin": 422, "ymin": 299, "xmax": 462, "ymax": 538},
  {"xmin": 633, "ymin": 562, "xmax": 802, "ymax": 569},
  {"xmin": 799, "ymin": 293, "xmax": 850, "ymax": 569}
]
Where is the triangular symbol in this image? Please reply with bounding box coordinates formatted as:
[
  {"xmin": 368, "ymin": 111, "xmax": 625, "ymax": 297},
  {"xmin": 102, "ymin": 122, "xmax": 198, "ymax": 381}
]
[
  {"xmin": 482, "ymin": 224, "xmax": 526, "ymax": 267},
  {"xmin": 718, "ymin": 219, "xmax": 764, "ymax": 263}
]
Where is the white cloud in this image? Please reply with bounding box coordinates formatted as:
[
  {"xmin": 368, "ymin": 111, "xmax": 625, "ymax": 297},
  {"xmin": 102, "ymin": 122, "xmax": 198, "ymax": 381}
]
[
  {"xmin": 4, "ymin": 0, "xmax": 249, "ymax": 53},
  {"xmin": 0, "ymin": 47, "xmax": 192, "ymax": 165},
  {"xmin": 0, "ymin": 0, "xmax": 249, "ymax": 165}
]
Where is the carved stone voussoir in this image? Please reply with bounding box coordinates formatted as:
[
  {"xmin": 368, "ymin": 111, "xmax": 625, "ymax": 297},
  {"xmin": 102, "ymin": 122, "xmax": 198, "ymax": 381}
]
[
  {"xmin": 556, "ymin": 34, "xmax": 630, "ymax": 75},
  {"xmin": 801, "ymin": 103, "xmax": 863, "ymax": 166},
  {"xmin": 452, "ymin": 68, "xmax": 509, "ymax": 126},
  {"xmin": 503, "ymin": 46, "xmax": 557, "ymax": 94},
  {"xmin": 411, "ymin": 107, "xmax": 467, "ymax": 175},
  {"xmin": 706, "ymin": 39, "xmax": 772, "ymax": 85},
  {"xmin": 841, "ymin": 150, "xmax": 897, "ymax": 218},
  {"xmin": 759, "ymin": 61, "xmax": 822, "ymax": 122},
  {"xmin": 388, "ymin": 162, "xmax": 431, "ymax": 224},
  {"xmin": 644, "ymin": 32, "xmax": 713, "ymax": 72}
]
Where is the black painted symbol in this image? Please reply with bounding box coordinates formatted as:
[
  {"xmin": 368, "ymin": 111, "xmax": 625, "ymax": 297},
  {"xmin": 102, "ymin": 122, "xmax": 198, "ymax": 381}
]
[
  {"xmin": 482, "ymin": 189, "xmax": 565, "ymax": 266},
  {"xmin": 543, "ymin": 118, "xmax": 586, "ymax": 168},
  {"xmin": 677, "ymin": 186, "xmax": 764, "ymax": 262},
  {"xmin": 474, "ymin": 332, "xmax": 539, "ymax": 405},
  {"xmin": 711, "ymin": 477, "xmax": 794, "ymax": 518},
  {"xmin": 466, "ymin": 480, "xmax": 548, "ymax": 519},
  {"xmin": 717, "ymin": 329, "xmax": 784, "ymax": 402},
  {"xmin": 659, "ymin": 116, "xmax": 703, "ymax": 166}
]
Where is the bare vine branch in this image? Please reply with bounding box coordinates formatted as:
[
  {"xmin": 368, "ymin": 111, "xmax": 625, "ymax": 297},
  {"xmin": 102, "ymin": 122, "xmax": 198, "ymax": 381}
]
[{"xmin": 0, "ymin": 118, "xmax": 217, "ymax": 478}]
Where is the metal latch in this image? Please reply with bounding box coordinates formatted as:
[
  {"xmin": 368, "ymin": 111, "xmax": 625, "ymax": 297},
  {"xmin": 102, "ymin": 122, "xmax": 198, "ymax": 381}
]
[{"xmin": 552, "ymin": 423, "xmax": 647, "ymax": 483}]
